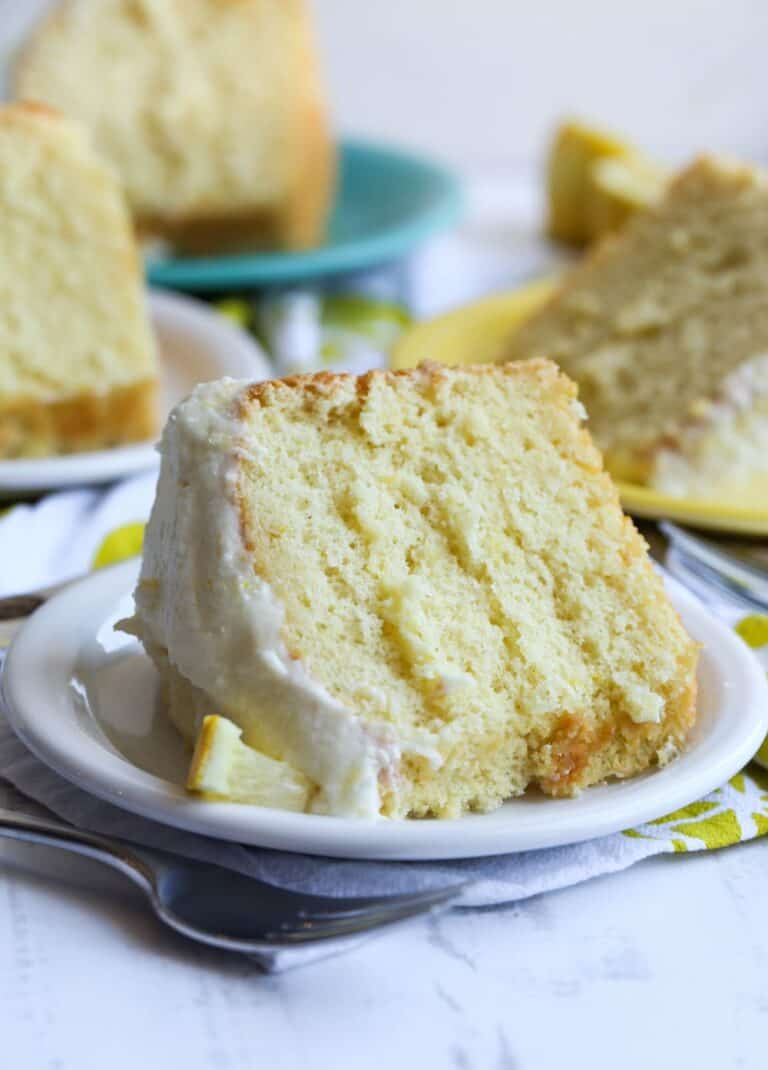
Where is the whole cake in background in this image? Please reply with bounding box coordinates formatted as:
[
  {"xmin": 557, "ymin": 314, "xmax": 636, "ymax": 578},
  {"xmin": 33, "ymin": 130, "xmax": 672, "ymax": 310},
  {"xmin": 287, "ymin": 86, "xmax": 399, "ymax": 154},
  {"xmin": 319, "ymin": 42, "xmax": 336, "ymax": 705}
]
[
  {"xmin": 123, "ymin": 362, "xmax": 698, "ymax": 819},
  {"xmin": 14, "ymin": 0, "xmax": 336, "ymax": 255},
  {"xmin": 0, "ymin": 103, "xmax": 157, "ymax": 460},
  {"xmin": 508, "ymin": 156, "xmax": 768, "ymax": 504}
]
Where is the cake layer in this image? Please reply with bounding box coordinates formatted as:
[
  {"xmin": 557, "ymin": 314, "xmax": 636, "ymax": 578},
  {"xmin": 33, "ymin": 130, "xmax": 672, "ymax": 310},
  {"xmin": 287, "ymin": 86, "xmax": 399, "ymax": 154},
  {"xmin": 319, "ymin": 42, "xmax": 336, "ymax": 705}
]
[
  {"xmin": 508, "ymin": 156, "xmax": 768, "ymax": 499},
  {"xmin": 127, "ymin": 364, "xmax": 698, "ymax": 819},
  {"xmin": 0, "ymin": 380, "xmax": 158, "ymax": 459}
]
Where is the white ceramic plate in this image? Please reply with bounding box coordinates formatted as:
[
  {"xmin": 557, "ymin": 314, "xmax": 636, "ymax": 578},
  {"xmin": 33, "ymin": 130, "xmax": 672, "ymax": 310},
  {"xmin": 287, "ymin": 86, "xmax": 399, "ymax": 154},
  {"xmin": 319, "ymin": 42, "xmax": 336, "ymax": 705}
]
[
  {"xmin": 0, "ymin": 290, "xmax": 271, "ymax": 498},
  {"xmin": 3, "ymin": 559, "xmax": 767, "ymax": 861}
]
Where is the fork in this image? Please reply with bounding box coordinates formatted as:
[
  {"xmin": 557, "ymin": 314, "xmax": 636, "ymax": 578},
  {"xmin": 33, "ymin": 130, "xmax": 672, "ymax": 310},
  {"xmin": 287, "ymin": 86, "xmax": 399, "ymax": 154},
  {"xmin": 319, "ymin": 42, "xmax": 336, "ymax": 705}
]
[
  {"xmin": 0, "ymin": 583, "xmax": 466, "ymax": 960},
  {"xmin": 660, "ymin": 521, "xmax": 768, "ymax": 613},
  {"xmin": 0, "ymin": 806, "xmax": 466, "ymax": 955}
]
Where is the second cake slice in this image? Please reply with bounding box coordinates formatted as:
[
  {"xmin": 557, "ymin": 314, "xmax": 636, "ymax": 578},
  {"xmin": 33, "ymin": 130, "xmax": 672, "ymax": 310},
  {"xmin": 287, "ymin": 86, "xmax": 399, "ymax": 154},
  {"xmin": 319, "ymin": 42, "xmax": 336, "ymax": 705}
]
[{"xmin": 508, "ymin": 156, "xmax": 768, "ymax": 503}]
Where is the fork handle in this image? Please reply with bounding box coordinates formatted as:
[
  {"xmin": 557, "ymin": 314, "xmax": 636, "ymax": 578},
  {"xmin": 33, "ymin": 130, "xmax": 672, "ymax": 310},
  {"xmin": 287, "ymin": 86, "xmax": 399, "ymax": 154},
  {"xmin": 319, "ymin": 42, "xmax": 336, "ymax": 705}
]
[
  {"xmin": 0, "ymin": 806, "xmax": 154, "ymax": 895},
  {"xmin": 0, "ymin": 580, "xmax": 72, "ymax": 622},
  {"xmin": 0, "ymin": 581, "xmax": 70, "ymax": 647}
]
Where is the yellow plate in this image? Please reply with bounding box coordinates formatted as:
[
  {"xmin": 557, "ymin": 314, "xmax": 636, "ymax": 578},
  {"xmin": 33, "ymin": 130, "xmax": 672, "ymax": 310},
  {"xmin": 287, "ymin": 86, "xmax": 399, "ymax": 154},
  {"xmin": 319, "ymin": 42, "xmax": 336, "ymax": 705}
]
[
  {"xmin": 614, "ymin": 484, "xmax": 768, "ymax": 535},
  {"xmin": 390, "ymin": 279, "xmax": 557, "ymax": 370},
  {"xmin": 391, "ymin": 282, "xmax": 768, "ymax": 535}
]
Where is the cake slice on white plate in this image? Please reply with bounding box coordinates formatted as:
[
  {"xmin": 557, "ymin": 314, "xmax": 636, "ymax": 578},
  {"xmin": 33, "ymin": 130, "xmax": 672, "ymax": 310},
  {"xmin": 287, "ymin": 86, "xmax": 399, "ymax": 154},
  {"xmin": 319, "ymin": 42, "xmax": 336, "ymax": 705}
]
[
  {"xmin": 0, "ymin": 103, "xmax": 158, "ymax": 459},
  {"xmin": 123, "ymin": 362, "xmax": 698, "ymax": 818}
]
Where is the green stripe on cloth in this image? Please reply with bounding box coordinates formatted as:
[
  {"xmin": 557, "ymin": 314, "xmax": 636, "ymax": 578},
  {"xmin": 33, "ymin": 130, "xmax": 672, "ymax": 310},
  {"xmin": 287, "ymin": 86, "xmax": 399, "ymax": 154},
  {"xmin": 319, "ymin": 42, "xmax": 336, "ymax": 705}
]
[{"xmin": 621, "ymin": 766, "xmax": 768, "ymax": 849}]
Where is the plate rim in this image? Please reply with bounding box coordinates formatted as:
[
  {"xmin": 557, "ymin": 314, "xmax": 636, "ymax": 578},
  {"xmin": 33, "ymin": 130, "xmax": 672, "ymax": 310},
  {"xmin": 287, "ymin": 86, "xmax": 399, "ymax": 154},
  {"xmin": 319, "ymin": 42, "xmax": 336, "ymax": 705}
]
[
  {"xmin": 3, "ymin": 559, "xmax": 767, "ymax": 861},
  {"xmin": 0, "ymin": 289, "xmax": 270, "ymax": 496},
  {"xmin": 146, "ymin": 138, "xmax": 464, "ymax": 292}
]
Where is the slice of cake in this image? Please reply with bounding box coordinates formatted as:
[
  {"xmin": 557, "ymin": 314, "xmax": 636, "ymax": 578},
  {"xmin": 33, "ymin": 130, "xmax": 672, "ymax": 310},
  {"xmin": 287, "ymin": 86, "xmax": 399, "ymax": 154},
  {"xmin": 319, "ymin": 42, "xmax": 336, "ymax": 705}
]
[
  {"xmin": 547, "ymin": 120, "xmax": 668, "ymax": 246},
  {"xmin": 0, "ymin": 103, "xmax": 158, "ymax": 459},
  {"xmin": 508, "ymin": 156, "xmax": 768, "ymax": 503},
  {"xmin": 14, "ymin": 0, "xmax": 335, "ymax": 254},
  {"xmin": 124, "ymin": 362, "xmax": 697, "ymax": 819}
]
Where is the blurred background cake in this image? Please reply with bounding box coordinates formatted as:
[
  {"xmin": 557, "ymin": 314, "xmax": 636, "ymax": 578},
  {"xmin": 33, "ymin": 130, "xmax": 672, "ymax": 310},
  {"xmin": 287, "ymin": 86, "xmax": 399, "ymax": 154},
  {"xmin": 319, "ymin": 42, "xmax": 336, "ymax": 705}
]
[
  {"xmin": 14, "ymin": 0, "xmax": 336, "ymax": 254},
  {"xmin": 0, "ymin": 102, "xmax": 157, "ymax": 459},
  {"xmin": 507, "ymin": 156, "xmax": 768, "ymax": 504}
]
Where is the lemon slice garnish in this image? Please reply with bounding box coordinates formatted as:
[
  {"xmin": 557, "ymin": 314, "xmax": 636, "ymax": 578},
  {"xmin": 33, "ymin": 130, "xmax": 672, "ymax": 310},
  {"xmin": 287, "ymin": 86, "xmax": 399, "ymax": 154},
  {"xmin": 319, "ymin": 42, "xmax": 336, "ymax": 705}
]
[
  {"xmin": 187, "ymin": 715, "xmax": 311, "ymax": 812},
  {"xmin": 547, "ymin": 120, "xmax": 668, "ymax": 245}
]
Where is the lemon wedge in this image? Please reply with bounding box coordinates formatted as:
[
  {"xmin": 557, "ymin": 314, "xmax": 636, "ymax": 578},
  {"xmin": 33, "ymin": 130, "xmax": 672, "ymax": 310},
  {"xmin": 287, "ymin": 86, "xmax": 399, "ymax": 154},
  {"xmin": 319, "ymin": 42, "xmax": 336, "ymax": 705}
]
[
  {"xmin": 547, "ymin": 120, "xmax": 668, "ymax": 246},
  {"xmin": 92, "ymin": 522, "xmax": 146, "ymax": 570},
  {"xmin": 187, "ymin": 715, "xmax": 311, "ymax": 811}
]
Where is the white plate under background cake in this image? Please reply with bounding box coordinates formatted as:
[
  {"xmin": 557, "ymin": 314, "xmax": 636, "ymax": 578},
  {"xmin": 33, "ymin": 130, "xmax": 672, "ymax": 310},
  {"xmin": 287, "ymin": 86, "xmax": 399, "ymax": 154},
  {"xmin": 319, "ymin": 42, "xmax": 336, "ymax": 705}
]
[{"xmin": 0, "ymin": 290, "xmax": 270, "ymax": 498}]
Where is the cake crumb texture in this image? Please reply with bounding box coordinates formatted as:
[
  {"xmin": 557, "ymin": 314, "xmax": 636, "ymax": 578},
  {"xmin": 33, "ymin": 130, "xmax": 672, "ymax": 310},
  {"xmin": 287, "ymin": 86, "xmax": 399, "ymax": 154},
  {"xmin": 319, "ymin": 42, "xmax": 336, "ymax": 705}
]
[{"xmin": 212, "ymin": 361, "xmax": 697, "ymax": 817}]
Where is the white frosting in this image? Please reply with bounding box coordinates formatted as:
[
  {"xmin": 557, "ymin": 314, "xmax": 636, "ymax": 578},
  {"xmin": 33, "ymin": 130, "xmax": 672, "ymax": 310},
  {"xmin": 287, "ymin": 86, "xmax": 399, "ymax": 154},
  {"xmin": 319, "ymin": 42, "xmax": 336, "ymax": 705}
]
[
  {"xmin": 692, "ymin": 352, "xmax": 768, "ymax": 419},
  {"xmin": 126, "ymin": 379, "xmax": 441, "ymax": 818},
  {"xmin": 651, "ymin": 353, "xmax": 768, "ymax": 499}
]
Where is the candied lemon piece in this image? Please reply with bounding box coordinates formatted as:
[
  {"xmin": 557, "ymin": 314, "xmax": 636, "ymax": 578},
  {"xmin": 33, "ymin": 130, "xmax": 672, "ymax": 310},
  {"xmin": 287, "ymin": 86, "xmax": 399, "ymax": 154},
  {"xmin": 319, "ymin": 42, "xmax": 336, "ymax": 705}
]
[
  {"xmin": 547, "ymin": 120, "xmax": 668, "ymax": 246},
  {"xmin": 92, "ymin": 522, "xmax": 145, "ymax": 570},
  {"xmin": 187, "ymin": 715, "xmax": 311, "ymax": 811},
  {"xmin": 735, "ymin": 614, "xmax": 768, "ymax": 650}
]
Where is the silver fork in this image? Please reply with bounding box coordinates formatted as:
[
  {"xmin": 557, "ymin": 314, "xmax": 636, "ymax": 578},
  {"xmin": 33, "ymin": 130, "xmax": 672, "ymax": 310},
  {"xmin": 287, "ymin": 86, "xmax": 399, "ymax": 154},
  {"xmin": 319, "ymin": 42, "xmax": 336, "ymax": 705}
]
[
  {"xmin": 660, "ymin": 521, "xmax": 768, "ymax": 613},
  {"xmin": 0, "ymin": 806, "xmax": 466, "ymax": 955},
  {"xmin": 0, "ymin": 582, "xmax": 466, "ymax": 960}
]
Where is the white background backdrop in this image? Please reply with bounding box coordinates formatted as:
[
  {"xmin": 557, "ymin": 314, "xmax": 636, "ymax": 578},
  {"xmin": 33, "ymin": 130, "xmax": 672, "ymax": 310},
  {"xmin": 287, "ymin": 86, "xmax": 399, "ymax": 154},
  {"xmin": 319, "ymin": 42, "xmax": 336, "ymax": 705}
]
[
  {"xmin": 4, "ymin": 1, "xmax": 768, "ymax": 173},
  {"xmin": 311, "ymin": 0, "xmax": 768, "ymax": 171}
]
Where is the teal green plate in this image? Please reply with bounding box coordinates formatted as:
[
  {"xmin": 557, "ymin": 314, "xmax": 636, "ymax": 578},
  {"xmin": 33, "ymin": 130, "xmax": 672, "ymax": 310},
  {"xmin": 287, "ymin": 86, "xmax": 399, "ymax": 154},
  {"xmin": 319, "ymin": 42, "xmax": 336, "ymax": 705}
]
[{"xmin": 145, "ymin": 139, "xmax": 463, "ymax": 292}]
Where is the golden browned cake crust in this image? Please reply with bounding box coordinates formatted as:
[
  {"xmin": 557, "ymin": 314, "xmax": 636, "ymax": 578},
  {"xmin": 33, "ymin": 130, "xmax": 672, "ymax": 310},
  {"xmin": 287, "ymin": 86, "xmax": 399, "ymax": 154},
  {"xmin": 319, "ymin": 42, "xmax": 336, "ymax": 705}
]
[{"xmin": 0, "ymin": 380, "xmax": 158, "ymax": 459}]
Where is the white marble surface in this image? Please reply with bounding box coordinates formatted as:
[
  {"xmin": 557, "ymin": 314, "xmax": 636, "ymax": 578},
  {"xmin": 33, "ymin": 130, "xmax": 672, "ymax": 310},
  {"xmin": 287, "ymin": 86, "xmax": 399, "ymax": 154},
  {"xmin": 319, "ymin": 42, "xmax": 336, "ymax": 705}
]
[{"xmin": 2, "ymin": 827, "xmax": 766, "ymax": 1069}]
